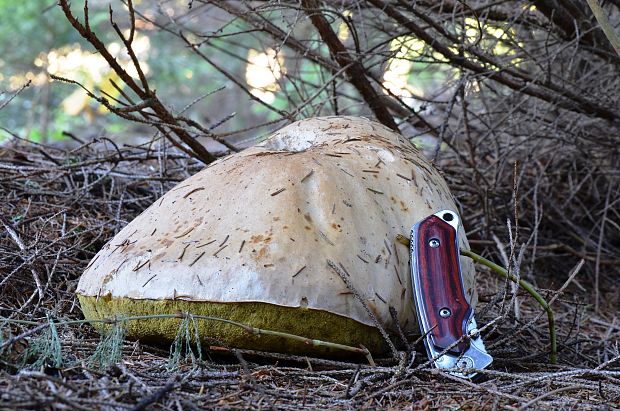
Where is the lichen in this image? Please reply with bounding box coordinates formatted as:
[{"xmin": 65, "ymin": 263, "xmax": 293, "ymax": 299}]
[{"xmin": 78, "ymin": 295, "xmax": 386, "ymax": 356}]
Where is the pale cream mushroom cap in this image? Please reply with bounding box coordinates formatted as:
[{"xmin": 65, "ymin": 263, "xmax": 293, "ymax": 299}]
[{"xmin": 78, "ymin": 116, "xmax": 476, "ymax": 355}]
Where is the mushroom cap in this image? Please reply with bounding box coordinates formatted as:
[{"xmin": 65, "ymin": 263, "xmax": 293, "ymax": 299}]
[{"xmin": 78, "ymin": 116, "xmax": 476, "ymax": 355}]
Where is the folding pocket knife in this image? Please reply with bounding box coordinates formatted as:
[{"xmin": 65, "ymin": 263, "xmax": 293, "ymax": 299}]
[{"xmin": 410, "ymin": 209, "xmax": 493, "ymax": 378}]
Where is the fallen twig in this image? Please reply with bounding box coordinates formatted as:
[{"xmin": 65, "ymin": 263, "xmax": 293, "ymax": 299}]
[
  {"xmin": 460, "ymin": 249, "xmax": 557, "ymax": 365},
  {"xmin": 1, "ymin": 312, "xmax": 372, "ymax": 361},
  {"xmin": 395, "ymin": 234, "xmax": 557, "ymax": 364}
]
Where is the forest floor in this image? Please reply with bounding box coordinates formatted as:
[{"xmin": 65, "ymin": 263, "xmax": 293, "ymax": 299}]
[{"xmin": 1, "ymin": 139, "xmax": 619, "ymax": 410}]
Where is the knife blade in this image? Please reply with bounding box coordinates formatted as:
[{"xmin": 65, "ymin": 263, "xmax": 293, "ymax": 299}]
[{"xmin": 410, "ymin": 209, "xmax": 492, "ymax": 378}]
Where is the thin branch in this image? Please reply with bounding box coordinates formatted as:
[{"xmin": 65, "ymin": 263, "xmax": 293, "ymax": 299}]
[
  {"xmin": 395, "ymin": 234, "xmax": 557, "ymax": 364},
  {"xmin": 586, "ymin": 0, "xmax": 620, "ymax": 57},
  {"xmin": 1, "ymin": 313, "xmax": 373, "ymax": 361},
  {"xmin": 0, "ymin": 216, "xmax": 44, "ymax": 302},
  {"xmin": 57, "ymin": 0, "xmax": 218, "ymax": 164},
  {"xmin": 460, "ymin": 249, "xmax": 557, "ymax": 364},
  {"xmin": 301, "ymin": 0, "xmax": 398, "ymax": 130},
  {"xmin": 327, "ymin": 259, "xmax": 399, "ymax": 359},
  {"xmin": 369, "ymin": 0, "xmax": 620, "ymax": 122}
]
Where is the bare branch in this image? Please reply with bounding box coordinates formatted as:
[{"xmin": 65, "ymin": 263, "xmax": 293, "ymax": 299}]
[
  {"xmin": 57, "ymin": 0, "xmax": 221, "ymax": 164},
  {"xmin": 301, "ymin": 0, "xmax": 399, "ymax": 130}
]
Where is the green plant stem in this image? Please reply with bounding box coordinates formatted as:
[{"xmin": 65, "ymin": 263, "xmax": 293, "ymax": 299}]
[
  {"xmin": 460, "ymin": 249, "xmax": 557, "ymax": 365},
  {"xmin": 0, "ymin": 313, "xmax": 374, "ymax": 364},
  {"xmin": 395, "ymin": 234, "xmax": 557, "ymax": 364},
  {"xmin": 586, "ymin": 0, "xmax": 620, "ymax": 57}
]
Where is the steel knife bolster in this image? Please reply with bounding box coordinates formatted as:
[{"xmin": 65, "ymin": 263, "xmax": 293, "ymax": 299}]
[{"xmin": 410, "ymin": 209, "xmax": 493, "ymax": 378}]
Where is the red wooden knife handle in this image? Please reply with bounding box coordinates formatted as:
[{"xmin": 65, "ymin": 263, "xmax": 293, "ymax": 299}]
[{"xmin": 416, "ymin": 215, "xmax": 472, "ymax": 353}]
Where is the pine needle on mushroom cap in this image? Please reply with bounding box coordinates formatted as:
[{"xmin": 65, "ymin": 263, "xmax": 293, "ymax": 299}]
[{"xmin": 77, "ymin": 116, "xmax": 477, "ymax": 355}]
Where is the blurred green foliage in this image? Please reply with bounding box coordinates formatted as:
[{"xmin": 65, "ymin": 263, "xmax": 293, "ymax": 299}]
[
  {"xmin": 0, "ymin": 1, "xmax": 80, "ymax": 142},
  {"xmin": 0, "ymin": 1, "xmax": 259, "ymax": 144},
  {"xmin": 0, "ymin": 1, "xmax": 477, "ymax": 145}
]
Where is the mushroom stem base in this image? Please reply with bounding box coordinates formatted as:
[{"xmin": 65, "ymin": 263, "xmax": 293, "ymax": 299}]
[{"xmin": 78, "ymin": 295, "xmax": 387, "ymax": 356}]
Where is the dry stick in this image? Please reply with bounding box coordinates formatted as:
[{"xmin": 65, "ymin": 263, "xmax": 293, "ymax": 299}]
[
  {"xmin": 388, "ymin": 306, "xmax": 409, "ymax": 349},
  {"xmin": 0, "ymin": 323, "xmax": 51, "ymax": 352},
  {"xmin": 548, "ymin": 259, "xmax": 585, "ymax": 307},
  {"xmin": 431, "ymin": 74, "xmax": 467, "ymax": 164},
  {"xmin": 0, "ymin": 313, "xmax": 371, "ymax": 361},
  {"xmin": 492, "ymin": 233, "xmax": 519, "ymax": 322},
  {"xmin": 593, "ymin": 184, "xmax": 612, "ymax": 312},
  {"xmin": 212, "ymin": 0, "xmax": 420, "ymax": 127},
  {"xmin": 394, "ymin": 234, "xmax": 557, "ymax": 364},
  {"xmin": 53, "ymin": 75, "xmax": 204, "ymax": 163},
  {"xmin": 0, "ymin": 80, "xmax": 31, "ymax": 111},
  {"xmin": 460, "ymin": 249, "xmax": 557, "ymax": 365},
  {"xmin": 494, "ymin": 259, "xmax": 585, "ymax": 355},
  {"xmin": 131, "ymin": 374, "xmax": 180, "ymax": 411},
  {"xmin": 367, "ymin": 0, "xmax": 620, "ymax": 122},
  {"xmin": 301, "ymin": 0, "xmax": 399, "ymax": 131},
  {"xmin": 107, "ymin": 77, "xmax": 223, "ymax": 159},
  {"xmin": 595, "ymin": 352, "xmax": 620, "ymax": 371},
  {"xmin": 0, "ymin": 216, "xmax": 44, "ymax": 301},
  {"xmin": 586, "ymin": 0, "xmax": 620, "ymax": 57},
  {"xmin": 533, "ymin": 0, "xmax": 620, "ymax": 65},
  {"xmin": 233, "ymin": 348, "xmax": 373, "ymax": 370},
  {"xmin": 411, "ymin": 315, "xmax": 503, "ymax": 374},
  {"xmin": 57, "ymin": 0, "xmax": 216, "ymax": 164},
  {"xmin": 109, "ymin": 5, "xmax": 149, "ymax": 95},
  {"xmin": 517, "ymin": 384, "xmax": 593, "ymax": 411},
  {"xmin": 326, "ymin": 259, "xmax": 399, "ymax": 359},
  {"xmin": 212, "ymin": 0, "xmax": 338, "ymax": 73}
]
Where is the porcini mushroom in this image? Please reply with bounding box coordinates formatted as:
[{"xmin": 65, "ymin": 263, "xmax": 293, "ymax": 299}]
[{"xmin": 77, "ymin": 116, "xmax": 476, "ymax": 355}]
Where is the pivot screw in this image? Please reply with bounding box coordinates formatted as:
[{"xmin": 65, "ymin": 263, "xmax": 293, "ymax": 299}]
[
  {"xmin": 429, "ymin": 238, "xmax": 440, "ymax": 248},
  {"xmin": 439, "ymin": 308, "xmax": 452, "ymax": 318},
  {"xmin": 457, "ymin": 357, "xmax": 474, "ymax": 369}
]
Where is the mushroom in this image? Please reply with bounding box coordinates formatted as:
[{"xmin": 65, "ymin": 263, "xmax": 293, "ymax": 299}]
[{"xmin": 77, "ymin": 116, "xmax": 476, "ymax": 356}]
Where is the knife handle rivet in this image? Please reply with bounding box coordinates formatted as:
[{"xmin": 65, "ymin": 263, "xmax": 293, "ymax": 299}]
[
  {"xmin": 442, "ymin": 212, "xmax": 454, "ymax": 222},
  {"xmin": 428, "ymin": 238, "xmax": 440, "ymax": 248},
  {"xmin": 439, "ymin": 307, "xmax": 452, "ymax": 318}
]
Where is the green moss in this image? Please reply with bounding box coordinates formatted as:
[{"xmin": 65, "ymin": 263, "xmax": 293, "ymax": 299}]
[{"xmin": 78, "ymin": 295, "xmax": 386, "ymax": 357}]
